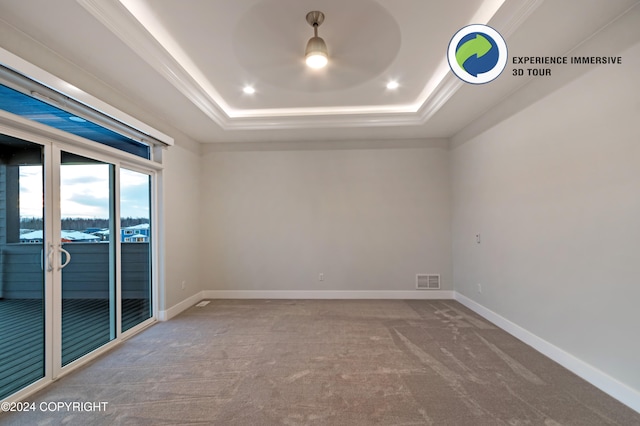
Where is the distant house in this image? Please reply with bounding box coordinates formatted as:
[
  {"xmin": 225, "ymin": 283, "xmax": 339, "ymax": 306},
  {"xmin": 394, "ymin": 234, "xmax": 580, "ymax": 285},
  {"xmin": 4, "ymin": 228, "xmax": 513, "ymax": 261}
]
[
  {"xmin": 87, "ymin": 223, "xmax": 150, "ymax": 243},
  {"xmin": 124, "ymin": 233, "xmax": 148, "ymax": 243},
  {"xmin": 121, "ymin": 223, "xmax": 150, "ymax": 242},
  {"xmin": 83, "ymin": 227, "xmax": 104, "ymax": 234},
  {"xmin": 19, "ymin": 230, "xmax": 101, "ymax": 243},
  {"xmin": 19, "ymin": 230, "xmax": 43, "ymax": 243},
  {"xmin": 60, "ymin": 230, "xmax": 102, "ymax": 243}
]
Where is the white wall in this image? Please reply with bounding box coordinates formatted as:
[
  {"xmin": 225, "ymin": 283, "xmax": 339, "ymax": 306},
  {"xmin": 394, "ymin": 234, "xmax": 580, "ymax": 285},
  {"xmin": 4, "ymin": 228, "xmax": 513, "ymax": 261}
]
[
  {"xmin": 452, "ymin": 40, "xmax": 640, "ymax": 395},
  {"xmin": 161, "ymin": 138, "xmax": 202, "ymax": 309},
  {"xmin": 200, "ymin": 141, "xmax": 451, "ymax": 294}
]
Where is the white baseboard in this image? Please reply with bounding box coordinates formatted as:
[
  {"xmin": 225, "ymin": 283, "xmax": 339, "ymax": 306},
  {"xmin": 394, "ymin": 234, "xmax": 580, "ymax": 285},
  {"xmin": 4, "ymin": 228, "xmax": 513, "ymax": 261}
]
[
  {"xmin": 203, "ymin": 290, "xmax": 454, "ymax": 300},
  {"xmin": 454, "ymin": 292, "xmax": 640, "ymax": 414},
  {"xmin": 160, "ymin": 290, "xmax": 453, "ymax": 320},
  {"xmin": 158, "ymin": 291, "xmax": 204, "ymax": 321}
]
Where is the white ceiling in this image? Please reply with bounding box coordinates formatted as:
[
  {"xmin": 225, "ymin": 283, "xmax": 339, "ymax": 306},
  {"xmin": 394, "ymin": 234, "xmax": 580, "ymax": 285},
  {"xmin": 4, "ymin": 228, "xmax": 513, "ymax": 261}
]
[{"xmin": 0, "ymin": 0, "xmax": 638, "ymax": 144}]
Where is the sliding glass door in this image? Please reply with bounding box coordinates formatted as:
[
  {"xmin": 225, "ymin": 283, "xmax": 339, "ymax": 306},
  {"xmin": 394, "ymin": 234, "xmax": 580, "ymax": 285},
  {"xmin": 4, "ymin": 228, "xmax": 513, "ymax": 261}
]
[
  {"xmin": 120, "ymin": 168, "xmax": 152, "ymax": 332},
  {"xmin": 0, "ymin": 133, "xmax": 155, "ymax": 401},
  {"xmin": 0, "ymin": 135, "xmax": 46, "ymax": 400},
  {"xmin": 59, "ymin": 152, "xmax": 116, "ymax": 366}
]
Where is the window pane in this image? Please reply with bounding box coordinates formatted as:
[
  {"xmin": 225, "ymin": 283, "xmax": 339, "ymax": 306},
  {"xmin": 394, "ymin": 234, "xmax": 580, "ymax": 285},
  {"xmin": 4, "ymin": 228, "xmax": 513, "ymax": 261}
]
[
  {"xmin": 120, "ymin": 168, "xmax": 151, "ymax": 332},
  {"xmin": 0, "ymin": 135, "xmax": 45, "ymax": 399},
  {"xmin": 60, "ymin": 153, "xmax": 115, "ymax": 366}
]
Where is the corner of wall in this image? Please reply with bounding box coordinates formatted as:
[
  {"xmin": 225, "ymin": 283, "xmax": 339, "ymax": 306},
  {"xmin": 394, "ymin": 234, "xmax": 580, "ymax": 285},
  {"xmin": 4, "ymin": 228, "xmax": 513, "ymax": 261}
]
[{"xmin": 454, "ymin": 292, "xmax": 640, "ymax": 414}]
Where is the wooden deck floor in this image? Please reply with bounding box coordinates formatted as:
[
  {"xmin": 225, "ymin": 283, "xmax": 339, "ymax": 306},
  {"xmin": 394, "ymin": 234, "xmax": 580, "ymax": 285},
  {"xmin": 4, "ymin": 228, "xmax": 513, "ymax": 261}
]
[
  {"xmin": 0, "ymin": 299, "xmax": 43, "ymax": 400},
  {"xmin": 0, "ymin": 298, "xmax": 150, "ymax": 400}
]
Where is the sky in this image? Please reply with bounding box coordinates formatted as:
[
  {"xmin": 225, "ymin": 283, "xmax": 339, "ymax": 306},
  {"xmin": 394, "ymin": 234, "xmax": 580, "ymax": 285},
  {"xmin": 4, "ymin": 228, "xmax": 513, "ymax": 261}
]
[{"xmin": 19, "ymin": 165, "xmax": 150, "ymax": 220}]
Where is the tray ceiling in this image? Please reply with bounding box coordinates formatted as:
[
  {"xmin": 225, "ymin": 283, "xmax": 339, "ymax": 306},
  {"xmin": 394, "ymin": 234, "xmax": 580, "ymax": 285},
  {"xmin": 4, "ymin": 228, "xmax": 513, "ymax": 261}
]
[{"xmin": 0, "ymin": 0, "xmax": 637, "ymax": 143}]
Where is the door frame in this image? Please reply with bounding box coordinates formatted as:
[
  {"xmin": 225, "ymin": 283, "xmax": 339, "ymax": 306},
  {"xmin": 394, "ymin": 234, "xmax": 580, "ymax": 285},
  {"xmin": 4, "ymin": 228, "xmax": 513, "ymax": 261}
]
[{"xmin": 52, "ymin": 143, "xmax": 120, "ymax": 378}]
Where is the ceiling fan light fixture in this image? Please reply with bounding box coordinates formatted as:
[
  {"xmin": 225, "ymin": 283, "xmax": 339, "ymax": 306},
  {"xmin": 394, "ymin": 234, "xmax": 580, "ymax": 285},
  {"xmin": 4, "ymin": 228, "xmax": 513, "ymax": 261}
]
[
  {"xmin": 305, "ymin": 11, "xmax": 328, "ymax": 69},
  {"xmin": 305, "ymin": 37, "xmax": 328, "ymax": 68}
]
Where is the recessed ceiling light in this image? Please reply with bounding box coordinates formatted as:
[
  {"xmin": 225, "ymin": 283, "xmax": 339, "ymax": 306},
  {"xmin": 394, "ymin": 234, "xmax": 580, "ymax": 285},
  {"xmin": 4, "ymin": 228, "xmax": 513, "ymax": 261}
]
[
  {"xmin": 243, "ymin": 86, "xmax": 256, "ymax": 94},
  {"xmin": 386, "ymin": 81, "xmax": 399, "ymax": 90}
]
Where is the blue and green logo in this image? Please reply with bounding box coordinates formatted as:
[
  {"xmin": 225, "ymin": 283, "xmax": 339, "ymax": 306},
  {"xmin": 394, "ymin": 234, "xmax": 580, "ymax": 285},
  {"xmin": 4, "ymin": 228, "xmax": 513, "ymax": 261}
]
[{"xmin": 448, "ymin": 25, "xmax": 507, "ymax": 84}]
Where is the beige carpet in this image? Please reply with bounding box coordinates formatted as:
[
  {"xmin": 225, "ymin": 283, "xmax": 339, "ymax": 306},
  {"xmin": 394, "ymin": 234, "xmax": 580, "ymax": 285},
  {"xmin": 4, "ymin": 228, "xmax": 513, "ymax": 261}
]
[{"xmin": 1, "ymin": 299, "xmax": 638, "ymax": 425}]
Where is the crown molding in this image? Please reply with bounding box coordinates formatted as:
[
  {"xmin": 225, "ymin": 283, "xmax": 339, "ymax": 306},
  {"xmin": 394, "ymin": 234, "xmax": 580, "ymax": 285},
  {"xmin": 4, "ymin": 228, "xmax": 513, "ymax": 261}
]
[
  {"xmin": 77, "ymin": 0, "xmax": 230, "ymax": 127},
  {"xmin": 492, "ymin": 0, "xmax": 545, "ymax": 38},
  {"xmin": 78, "ymin": 0, "xmax": 543, "ymax": 131},
  {"xmin": 201, "ymin": 138, "xmax": 450, "ymax": 153}
]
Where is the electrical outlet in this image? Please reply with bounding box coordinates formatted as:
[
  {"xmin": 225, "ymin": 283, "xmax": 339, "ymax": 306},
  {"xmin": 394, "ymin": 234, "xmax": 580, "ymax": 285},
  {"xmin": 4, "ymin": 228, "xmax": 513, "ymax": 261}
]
[
  {"xmin": 319, "ymin": 273, "xmax": 324, "ymax": 282},
  {"xmin": 477, "ymin": 283, "xmax": 482, "ymax": 293},
  {"xmin": 476, "ymin": 233, "xmax": 481, "ymax": 244},
  {"xmin": 181, "ymin": 280, "xmax": 186, "ymax": 290}
]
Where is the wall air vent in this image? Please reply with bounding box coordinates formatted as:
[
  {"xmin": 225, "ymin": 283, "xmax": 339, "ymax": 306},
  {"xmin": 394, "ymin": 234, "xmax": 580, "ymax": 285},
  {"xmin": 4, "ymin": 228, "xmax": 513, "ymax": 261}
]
[{"xmin": 416, "ymin": 274, "xmax": 440, "ymax": 290}]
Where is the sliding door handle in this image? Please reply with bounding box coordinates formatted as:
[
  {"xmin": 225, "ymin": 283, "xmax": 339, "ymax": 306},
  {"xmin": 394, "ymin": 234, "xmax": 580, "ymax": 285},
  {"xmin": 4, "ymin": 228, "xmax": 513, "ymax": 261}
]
[
  {"xmin": 58, "ymin": 244, "xmax": 72, "ymax": 270},
  {"xmin": 46, "ymin": 243, "xmax": 54, "ymax": 272}
]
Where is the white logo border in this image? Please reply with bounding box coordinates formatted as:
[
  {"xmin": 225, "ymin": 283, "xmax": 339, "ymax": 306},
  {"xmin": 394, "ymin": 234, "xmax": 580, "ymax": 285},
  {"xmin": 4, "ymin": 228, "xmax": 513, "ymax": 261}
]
[{"xmin": 447, "ymin": 24, "xmax": 508, "ymax": 84}]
